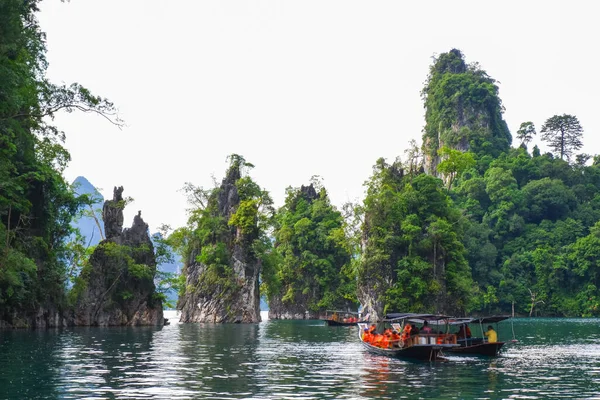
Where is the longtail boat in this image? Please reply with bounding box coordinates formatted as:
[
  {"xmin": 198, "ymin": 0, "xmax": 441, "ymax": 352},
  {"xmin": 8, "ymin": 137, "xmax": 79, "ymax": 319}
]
[
  {"xmin": 323, "ymin": 310, "xmax": 367, "ymax": 326},
  {"xmin": 358, "ymin": 313, "xmax": 460, "ymax": 361},
  {"xmin": 444, "ymin": 315, "xmax": 516, "ymax": 356}
]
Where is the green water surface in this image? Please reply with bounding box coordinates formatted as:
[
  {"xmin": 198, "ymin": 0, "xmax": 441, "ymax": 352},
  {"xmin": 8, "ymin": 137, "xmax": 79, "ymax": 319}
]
[{"xmin": 1, "ymin": 314, "xmax": 599, "ymax": 399}]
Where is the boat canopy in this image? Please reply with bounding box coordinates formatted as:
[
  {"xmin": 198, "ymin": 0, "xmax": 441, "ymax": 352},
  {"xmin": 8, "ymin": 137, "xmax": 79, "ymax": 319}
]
[
  {"xmin": 325, "ymin": 310, "xmax": 362, "ymax": 315},
  {"xmin": 382, "ymin": 313, "xmax": 511, "ymax": 325},
  {"xmin": 422, "ymin": 315, "xmax": 512, "ymax": 326},
  {"xmin": 382, "ymin": 313, "xmax": 454, "ymax": 323}
]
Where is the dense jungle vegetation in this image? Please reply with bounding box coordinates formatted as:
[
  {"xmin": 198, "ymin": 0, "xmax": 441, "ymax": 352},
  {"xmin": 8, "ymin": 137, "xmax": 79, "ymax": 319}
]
[
  {"xmin": 0, "ymin": 0, "xmax": 120, "ymax": 321},
  {"xmin": 2, "ymin": 2, "xmax": 599, "ymax": 323}
]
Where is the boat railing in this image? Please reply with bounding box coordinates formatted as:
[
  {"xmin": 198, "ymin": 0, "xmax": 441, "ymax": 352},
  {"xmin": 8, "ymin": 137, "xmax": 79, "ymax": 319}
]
[{"xmin": 406, "ymin": 333, "xmax": 457, "ymax": 346}]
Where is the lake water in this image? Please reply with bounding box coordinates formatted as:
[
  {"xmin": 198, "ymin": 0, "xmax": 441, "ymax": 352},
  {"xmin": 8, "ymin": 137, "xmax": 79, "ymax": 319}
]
[{"xmin": 1, "ymin": 311, "xmax": 599, "ymax": 399}]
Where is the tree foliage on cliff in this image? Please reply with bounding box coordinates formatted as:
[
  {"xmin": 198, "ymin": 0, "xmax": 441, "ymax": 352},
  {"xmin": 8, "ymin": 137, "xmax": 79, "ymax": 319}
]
[
  {"xmin": 452, "ymin": 142, "xmax": 600, "ymax": 317},
  {"xmin": 421, "ymin": 49, "xmax": 511, "ymax": 170},
  {"xmin": 0, "ymin": 0, "xmax": 119, "ymax": 320},
  {"xmin": 540, "ymin": 114, "xmax": 583, "ymax": 161},
  {"xmin": 264, "ymin": 178, "xmax": 357, "ymax": 313},
  {"xmin": 358, "ymin": 157, "xmax": 473, "ymax": 316},
  {"xmin": 170, "ymin": 155, "xmax": 274, "ymax": 300}
]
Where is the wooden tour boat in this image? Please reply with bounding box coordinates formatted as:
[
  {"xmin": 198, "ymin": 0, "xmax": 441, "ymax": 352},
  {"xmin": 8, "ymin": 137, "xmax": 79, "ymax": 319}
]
[
  {"xmin": 323, "ymin": 310, "xmax": 367, "ymax": 326},
  {"xmin": 443, "ymin": 315, "xmax": 516, "ymax": 356},
  {"xmin": 358, "ymin": 313, "xmax": 461, "ymax": 361}
]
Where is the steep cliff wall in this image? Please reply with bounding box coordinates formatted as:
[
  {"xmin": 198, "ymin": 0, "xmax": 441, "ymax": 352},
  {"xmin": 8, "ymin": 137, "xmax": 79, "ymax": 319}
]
[
  {"xmin": 422, "ymin": 49, "xmax": 511, "ymax": 175},
  {"xmin": 178, "ymin": 161, "xmax": 261, "ymax": 323},
  {"xmin": 72, "ymin": 187, "xmax": 164, "ymax": 326}
]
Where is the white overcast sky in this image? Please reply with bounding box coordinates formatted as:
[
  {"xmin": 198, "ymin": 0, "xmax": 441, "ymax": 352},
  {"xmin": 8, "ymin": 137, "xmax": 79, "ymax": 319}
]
[{"xmin": 37, "ymin": 0, "xmax": 599, "ymax": 233}]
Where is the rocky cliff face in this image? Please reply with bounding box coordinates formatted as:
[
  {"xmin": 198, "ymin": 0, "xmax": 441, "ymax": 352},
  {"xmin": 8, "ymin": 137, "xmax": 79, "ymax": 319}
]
[
  {"xmin": 178, "ymin": 164, "xmax": 261, "ymax": 323},
  {"xmin": 72, "ymin": 187, "xmax": 164, "ymax": 326},
  {"xmin": 422, "ymin": 49, "xmax": 511, "ymax": 176},
  {"xmin": 268, "ymin": 294, "xmax": 319, "ymax": 320}
]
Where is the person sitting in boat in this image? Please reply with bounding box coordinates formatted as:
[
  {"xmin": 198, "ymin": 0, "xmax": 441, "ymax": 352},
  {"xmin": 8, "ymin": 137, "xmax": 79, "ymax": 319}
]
[
  {"xmin": 362, "ymin": 328, "xmax": 372, "ymax": 343},
  {"xmin": 484, "ymin": 325, "xmax": 497, "ymax": 343},
  {"xmin": 457, "ymin": 324, "xmax": 471, "ymax": 339},
  {"xmin": 372, "ymin": 333, "xmax": 384, "ymax": 347},
  {"xmin": 410, "ymin": 324, "xmax": 419, "ymax": 335},
  {"xmin": 401, "ymin": 324, "xmax": 412, "ymax": 345},
  {"xmin": 369, "ymin": 324, "xmax": 377, "ymax": 334},
  {"xmin": 380, "ymin": 332, "xmax": 390, "ymax": 348},
  {"xmin": 390, "ymin": 330, "xmax": 402, "ymax": 348},
  {"xmin": 420, "ymin": 321, "xmax": 433, "ymax": 334}
]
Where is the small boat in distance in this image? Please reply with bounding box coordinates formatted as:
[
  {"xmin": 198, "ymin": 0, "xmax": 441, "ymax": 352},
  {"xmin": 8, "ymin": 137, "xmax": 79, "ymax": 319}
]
[
  {"xmin": 358, "ymin": 313, "xmax": 461, "ymax": 361},
  {"xmin": 322, "ymin": 310, "xmax": 367, "ymax": 326},
  {"xmin": 445, "ymin": 315, "xmax": 516, "ymax": 356}
]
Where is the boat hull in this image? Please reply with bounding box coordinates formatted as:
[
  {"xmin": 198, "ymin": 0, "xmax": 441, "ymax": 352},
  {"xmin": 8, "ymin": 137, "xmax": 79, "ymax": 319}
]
[
  {"xmin": 360, "ymin": 342, "xmax": 449, "ymax": 361},
  {"xmin": 447, "ymin": 341, "xmax": 506, "ymax": 356},
  {"xmin": 325, "ymin": 319, "xmax": 367, "ymax": 326}
]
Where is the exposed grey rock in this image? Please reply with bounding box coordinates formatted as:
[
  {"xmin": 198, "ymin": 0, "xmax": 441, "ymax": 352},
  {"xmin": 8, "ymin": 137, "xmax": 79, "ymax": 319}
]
[
  {"xmin": 268, "ymin": 295, "xmax": 319, "ymax": 320},
  {"xmin": 178, "ymin": 164, "xmax": 261, "ymax": 323},
  {"xmin": 72, "ymin": 187, "xmax": 163, "ymax": 326},
  {"xmin": 103, "ymin": 186, "xmax": 124, "ymax": 239}
]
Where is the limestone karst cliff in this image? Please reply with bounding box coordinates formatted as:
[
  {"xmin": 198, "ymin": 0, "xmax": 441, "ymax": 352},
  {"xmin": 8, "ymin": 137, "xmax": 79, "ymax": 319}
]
[
  {"xmin": 72, "ymin": 187, "xmax": 164, "ymax": 326},
  {"xmin": 422, "ymin": 48, "xmax": 511, "ymax": 175},
  {"xmin": 178, "ymin": 158, "xmax": 262, "ymax": 323}
]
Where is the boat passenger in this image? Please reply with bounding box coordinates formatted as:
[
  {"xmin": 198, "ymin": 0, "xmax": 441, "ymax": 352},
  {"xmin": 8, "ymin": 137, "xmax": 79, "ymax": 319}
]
[
  {"xmin": 401, "ymin": 324, "xmax": 411, "ymax": 344},
  {"xmin": 410, "ymin": 324, "xmax": 419, "ymax": 335},
  {"xmin": 372, "ymin": 334, "xmax": 384, "ymax": 347},
  {"xmin": 380, "ymin": 333, "xmax": 390, "ymax": 348},
  {"xmin": 421, "ymin": 321, "xmax": 432, "ymax": 334},
  {"xmin": 457, "ymin": 324, "xmax": 471, "ymax": 339},
  {"xmin": 369, "ymin": 324, "xmax": 377, "ymax": 334},
  {"xmin": 362, "ymin": 328, "xmax": 372, "ymax": 343},
  {"xmin": 484, "ymin": 325, "xmax": 497, "ymax": 343},
  {"xmin": 390, "ymin": 330, "xmax": 401, "ymax": 348}
]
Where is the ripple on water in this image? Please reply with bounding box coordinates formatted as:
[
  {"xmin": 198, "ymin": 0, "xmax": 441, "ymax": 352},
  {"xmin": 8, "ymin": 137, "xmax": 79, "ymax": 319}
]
[{"xmin": 2, "ymin": 317, "xmax": 600, "ymax": 399}]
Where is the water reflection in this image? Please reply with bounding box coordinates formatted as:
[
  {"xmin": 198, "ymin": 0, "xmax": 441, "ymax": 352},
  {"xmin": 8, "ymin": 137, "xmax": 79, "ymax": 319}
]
[{"xmin": 1, "ymin": 317, "xmax": 600, "ymax": 399}]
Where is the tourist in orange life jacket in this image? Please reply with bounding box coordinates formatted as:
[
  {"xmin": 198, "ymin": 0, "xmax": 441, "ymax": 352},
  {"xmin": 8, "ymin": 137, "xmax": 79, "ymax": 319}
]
[
  {"xmin": 390, "ymin": 330, "xmax": 401, "ymax": 347},
  {"xmin": 362, "ymin": 328, "xmax": 372, "ymax": 343},
  {"xmin": 380, "ymin": 332, "xmax": 390, "ymax": 348},
  {"xmin": 372, "ymin": 333, "xmax": 384, "ymax": 347},
  {"xmin": 401, "ymin": 323, "xmax": 411, "ymax": 344}
]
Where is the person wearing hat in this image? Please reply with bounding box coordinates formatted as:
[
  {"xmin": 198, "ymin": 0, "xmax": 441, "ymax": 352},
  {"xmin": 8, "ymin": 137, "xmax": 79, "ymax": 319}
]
[{"xmin": 484, "ymin": 325, "xmax": 497, "ymax": 343}]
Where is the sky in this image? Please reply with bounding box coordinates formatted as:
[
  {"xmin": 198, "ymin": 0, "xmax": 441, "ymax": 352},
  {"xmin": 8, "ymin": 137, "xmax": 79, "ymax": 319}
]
[{"xmin": 37, "ymin": 0, "xmax": 599, "ymax": 233}]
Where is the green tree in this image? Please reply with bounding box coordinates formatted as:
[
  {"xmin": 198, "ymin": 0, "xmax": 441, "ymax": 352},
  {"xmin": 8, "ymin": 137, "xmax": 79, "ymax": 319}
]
[
  {"xmin": 268, "ymin": 181, "xmax": 356, "ymax": 313},
  {"xmin": 516, "ymin": 122, "xmax": 536, "ymax": 147},
  {"xmin": 437, "ymin": 146, "xmax": 475, "ymax": 190},
  {"xmin": 421, "ymin": 49, "xmax": 511, "ymax": 173},
  {"xmin": 540, "ymin": 114, "xmax": 583, "ymax": 161},
  {"xmin": 358, "ymin": 158, "xmax": 473, "ymax": 317},
  {"xmin": 0, "ymin": 0, "xmax": 120, "ymax": 323}
]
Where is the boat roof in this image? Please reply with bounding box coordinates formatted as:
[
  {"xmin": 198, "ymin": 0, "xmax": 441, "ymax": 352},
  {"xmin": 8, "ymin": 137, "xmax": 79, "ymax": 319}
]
[
  {"xmin": 382, "ymin": 313, "xmax": 511, "ymax": 325},
  {"xmin": 382, "ymin": 313, "xmax": 454, "ymax": 323},
  {"xmin": 325, "ymin": 310, "xmax": 361, "ymax": 315},
  {"xmin": 438, "ymin": 315, "xmax": 512, "ymax": 325}
]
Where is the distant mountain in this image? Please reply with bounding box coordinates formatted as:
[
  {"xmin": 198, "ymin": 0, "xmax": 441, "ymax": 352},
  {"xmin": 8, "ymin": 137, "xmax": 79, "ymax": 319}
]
[
  {"xmin": 260, "ymin": 297, "xmax": 269, "ymax": 311},
  {"xmin": 71, "ymin": 176, "xmax": 104, "ymax": 247},
  {"xmin": 150, "ymin": 232, "xmax": 181, "ymax": 309},
  {"xmin": 69, "ymin": 176, "xmax": 183, "ymax": 309}
]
